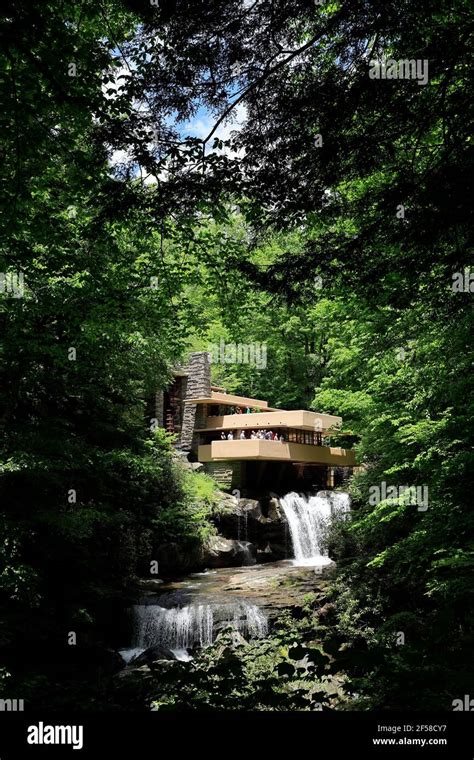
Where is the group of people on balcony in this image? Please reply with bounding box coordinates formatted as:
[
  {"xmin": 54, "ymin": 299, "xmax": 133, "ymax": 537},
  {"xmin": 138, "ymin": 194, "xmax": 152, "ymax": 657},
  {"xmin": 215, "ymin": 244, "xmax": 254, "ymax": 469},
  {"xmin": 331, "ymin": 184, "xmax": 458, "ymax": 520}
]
[
  {"xmin": 220, "ymin": 430, "xmax": 285, "ymax": 442},
  {"xmin": 227, "ymin": 406, "xmax": 262, "ymax": 415},
  {"xmin": 208, "ymin": 405, "xmax": 262, "ymax": 417}
]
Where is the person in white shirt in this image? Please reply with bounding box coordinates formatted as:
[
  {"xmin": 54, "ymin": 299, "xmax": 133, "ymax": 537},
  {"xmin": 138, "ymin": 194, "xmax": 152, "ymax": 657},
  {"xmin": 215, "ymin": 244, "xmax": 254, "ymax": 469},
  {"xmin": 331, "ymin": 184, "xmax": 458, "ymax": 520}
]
[
  {"xmin": 227, "ymin": 431, "xmax": 234, "ymax": 440},
  {"xmin": 240, "ymin": 431, "xmax": 246, "ymax": 439}
]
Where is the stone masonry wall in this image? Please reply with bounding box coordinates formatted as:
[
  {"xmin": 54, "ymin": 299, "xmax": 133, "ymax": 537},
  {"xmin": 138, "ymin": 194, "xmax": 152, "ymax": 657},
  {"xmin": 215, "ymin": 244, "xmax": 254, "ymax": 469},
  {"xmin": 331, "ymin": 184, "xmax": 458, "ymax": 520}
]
[
  {"xmin": 154, "ymin": 390, "xmax": 164, "ymax": 428},
  {"xmin": 179, "ymin": 352, "xmax": 211, "ymax": 451},
  {"xmin": 204, "ymin": 461, "xmax": 242, "ymax": 490}
]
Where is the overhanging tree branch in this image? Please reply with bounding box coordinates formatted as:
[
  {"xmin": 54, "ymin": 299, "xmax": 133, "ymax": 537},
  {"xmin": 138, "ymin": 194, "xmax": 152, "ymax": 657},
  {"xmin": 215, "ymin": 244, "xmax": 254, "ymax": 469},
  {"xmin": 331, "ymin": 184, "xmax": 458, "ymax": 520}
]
[{"xmin": 201, "ymin": 10, "xmax": 344, "ymax": 146}]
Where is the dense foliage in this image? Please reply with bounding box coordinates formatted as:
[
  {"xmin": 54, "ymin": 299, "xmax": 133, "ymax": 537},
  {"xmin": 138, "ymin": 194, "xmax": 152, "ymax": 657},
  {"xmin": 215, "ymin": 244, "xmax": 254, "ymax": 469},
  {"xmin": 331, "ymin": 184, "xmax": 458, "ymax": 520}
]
[{"xmin": 1, "ymin": 0, "xmax": 472, "ymax": 711}]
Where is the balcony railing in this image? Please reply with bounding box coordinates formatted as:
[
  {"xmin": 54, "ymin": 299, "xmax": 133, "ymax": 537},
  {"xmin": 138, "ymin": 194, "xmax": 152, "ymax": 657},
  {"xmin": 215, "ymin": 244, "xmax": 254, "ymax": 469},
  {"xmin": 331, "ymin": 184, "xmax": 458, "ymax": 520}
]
[{"xmin": 201, "ymin": 427, "xmax": 324, "ymax": 446}]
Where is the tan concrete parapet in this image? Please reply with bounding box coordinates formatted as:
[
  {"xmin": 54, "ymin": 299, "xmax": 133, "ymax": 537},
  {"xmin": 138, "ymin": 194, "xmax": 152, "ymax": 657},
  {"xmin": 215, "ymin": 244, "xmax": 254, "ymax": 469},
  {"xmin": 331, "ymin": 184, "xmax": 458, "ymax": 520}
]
[
  {"xmin": 197, "ymin": 409, "xmax": 342, "ymax": 433},
  {"xmin": 198, "ymin": 439, "xmax": 356, "ymax": 466}
]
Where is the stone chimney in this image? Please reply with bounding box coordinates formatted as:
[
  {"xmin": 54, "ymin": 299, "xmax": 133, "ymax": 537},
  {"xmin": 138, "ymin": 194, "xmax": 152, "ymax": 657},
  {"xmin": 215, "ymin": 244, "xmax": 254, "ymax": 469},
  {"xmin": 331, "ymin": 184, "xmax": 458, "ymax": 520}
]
[{"xmin": 180, "ymin": 352, "xmax": 211, "ymax": 452}]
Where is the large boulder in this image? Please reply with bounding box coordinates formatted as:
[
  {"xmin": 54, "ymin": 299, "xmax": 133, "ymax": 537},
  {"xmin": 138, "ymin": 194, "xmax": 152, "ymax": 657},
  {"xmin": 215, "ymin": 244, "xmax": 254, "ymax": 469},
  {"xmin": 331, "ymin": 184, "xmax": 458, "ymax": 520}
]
[
  {"xmin": 218, "ymin": 491, "xmax": 240, "ymax": 509},
  {"xmin": 266, "ymin": 496, "xmax": 285, "ymax": 523},
  {"xmin": 158, "ymin": 534, "xmax": 258, "ymax": 574},
  {"xmin": 157, "ymin": 541, "xmax": 203, "ymax": 575},
  {"xmin": 213, "ymin": 491, "xmax": 289, "ymax": 560},
  {"xmin": 256, "ymin": 542, "xmax": 288, "ymax": 562},
  {"xmin": 256, "ymin": 497, "xmax": 288, "ymax": 548},
  {"xmin": 128, "ymin": 645, "xmax": 178, "ymax": 666},
  {"xmin": 215, "ymin": 496, "xmax": 263, "ymax": 539},
  {"xmin": 203, "ymin": 536, "xmax": 257, "ymax": 567},
  {"xmin": 238, "ymin": 498, "xmax": 263, "ymax": 520}
]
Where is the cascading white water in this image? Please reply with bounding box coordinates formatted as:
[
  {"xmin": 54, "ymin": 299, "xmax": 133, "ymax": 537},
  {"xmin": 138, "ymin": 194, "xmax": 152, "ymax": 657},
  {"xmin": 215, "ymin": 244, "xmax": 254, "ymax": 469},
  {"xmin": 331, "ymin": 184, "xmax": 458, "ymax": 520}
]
[
  {"xmin": 280, "ymin": 492, "xmax": 332, "ymax": 566},
  {"xmin": 239, "ymin": 540, "xmax": 256, "ymax": 566},
  {"xmin": 280, "ymin": 491, "xmax": 350, "ymax": 567},
  {"xmin": 317, "ymin": 490, "xmax": 351, "ymax": 517},
  {"xmin": 131, "ymin": 600, "xmax": 268, "ymax": 653}
]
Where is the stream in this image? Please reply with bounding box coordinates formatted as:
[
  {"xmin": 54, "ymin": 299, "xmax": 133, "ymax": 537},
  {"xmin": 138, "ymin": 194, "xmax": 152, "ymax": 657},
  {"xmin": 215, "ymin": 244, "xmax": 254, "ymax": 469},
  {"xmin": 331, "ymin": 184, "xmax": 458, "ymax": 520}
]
[{"xmin": 119, "ymin": 491, "xmax": 350, "ymax": 664}]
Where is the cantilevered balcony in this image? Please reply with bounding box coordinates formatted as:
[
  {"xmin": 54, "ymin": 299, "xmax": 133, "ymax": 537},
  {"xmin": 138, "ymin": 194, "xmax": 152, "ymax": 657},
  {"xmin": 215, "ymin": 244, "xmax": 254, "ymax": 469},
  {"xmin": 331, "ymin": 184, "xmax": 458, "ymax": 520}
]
[
  {"xmin": 198, "ymin": 439, "xmax": 356, "ymax": 466},
  {"xmin": 195, "ymin": 409, "xmax": 342, "ymax": 435}
]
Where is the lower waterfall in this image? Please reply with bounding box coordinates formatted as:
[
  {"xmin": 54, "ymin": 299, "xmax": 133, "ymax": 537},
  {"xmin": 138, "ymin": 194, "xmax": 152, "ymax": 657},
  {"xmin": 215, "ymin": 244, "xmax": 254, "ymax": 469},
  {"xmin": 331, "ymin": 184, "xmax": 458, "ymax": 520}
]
[
  {"xmin": 280, "ymin": 491, "xmax": 350, "ymax": 566},
  {"xmin": 129, "ymin": 599, "xmax": 268, "ymax": 656}
]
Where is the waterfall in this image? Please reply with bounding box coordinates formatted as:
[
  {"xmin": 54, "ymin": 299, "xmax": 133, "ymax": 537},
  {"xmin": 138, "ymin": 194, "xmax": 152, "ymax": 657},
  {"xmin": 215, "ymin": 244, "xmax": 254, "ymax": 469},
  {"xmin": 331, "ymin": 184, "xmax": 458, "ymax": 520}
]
[
  {"xmin": 239, "ymin": 540, "xmax": 256, "ymax": 566},
  {"xmin": 280, "ymin": 491, "xmax": 350, "ymax": 566},
  {"xmin": 316, "ymin": 490, "xmax": 351, "ymax": 517},
  {"xmin": 131, "ymin": 600, "xmax": 268, "ymax": 653}
]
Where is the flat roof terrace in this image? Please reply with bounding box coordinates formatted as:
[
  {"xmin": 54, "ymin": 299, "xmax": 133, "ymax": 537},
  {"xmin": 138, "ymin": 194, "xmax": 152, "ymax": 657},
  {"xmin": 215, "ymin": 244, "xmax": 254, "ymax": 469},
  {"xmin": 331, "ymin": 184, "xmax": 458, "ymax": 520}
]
[
  {"xmin": 196, "ymin": 410, "xmax": 342, "ymax": 434},
  {"xmin": 185, "ymin": 391, "xmax": 271, "ymax": 409}
]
